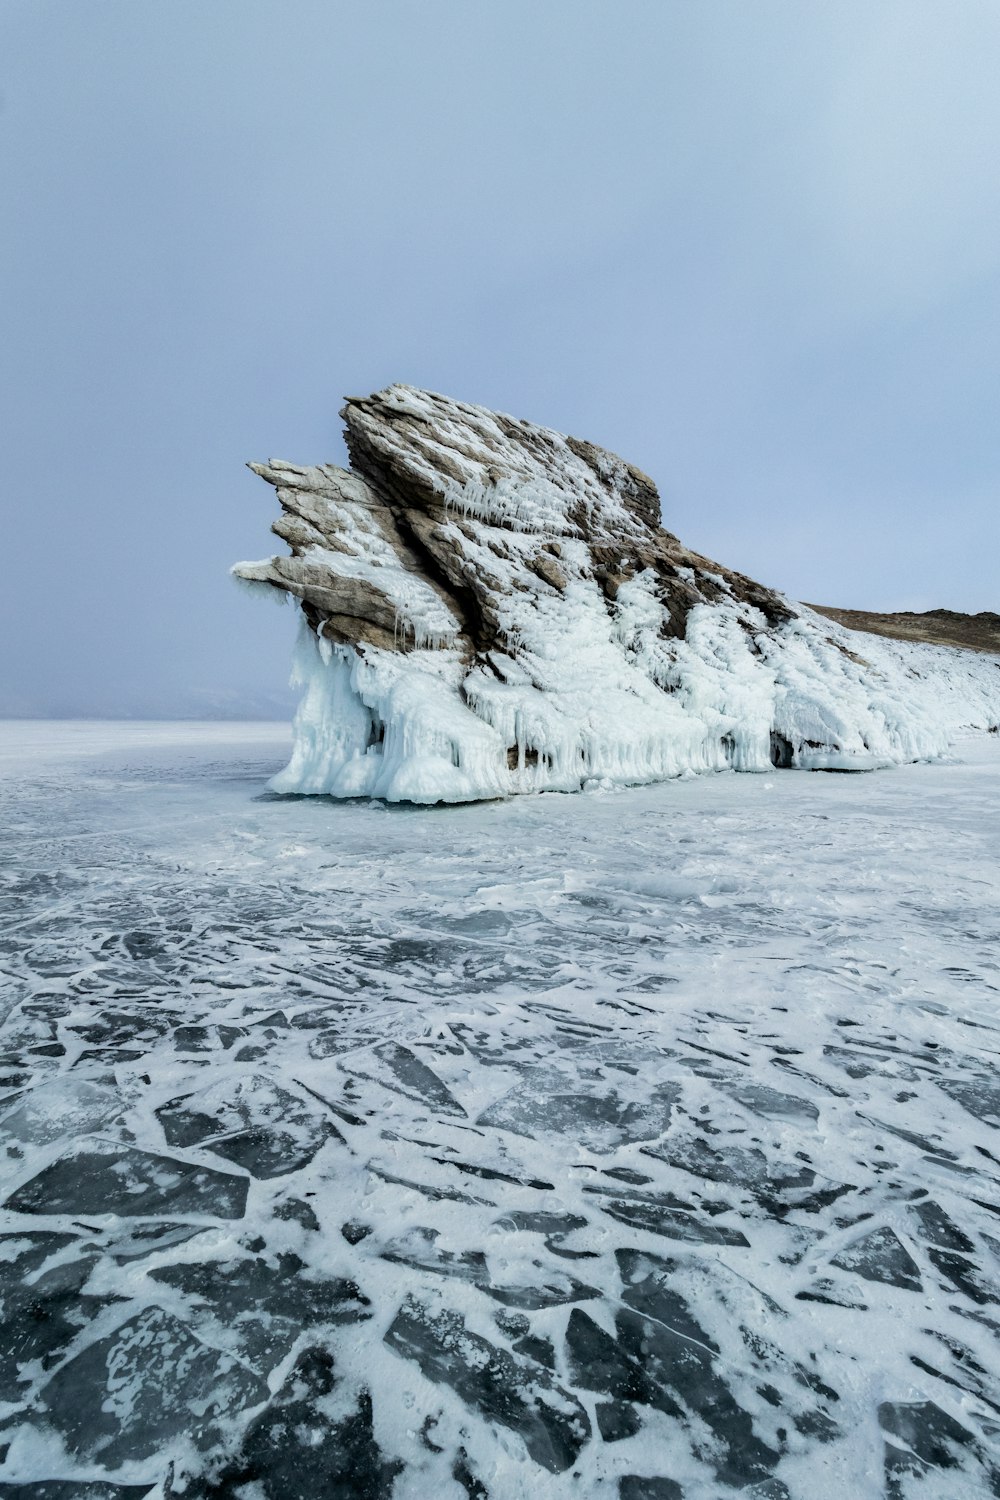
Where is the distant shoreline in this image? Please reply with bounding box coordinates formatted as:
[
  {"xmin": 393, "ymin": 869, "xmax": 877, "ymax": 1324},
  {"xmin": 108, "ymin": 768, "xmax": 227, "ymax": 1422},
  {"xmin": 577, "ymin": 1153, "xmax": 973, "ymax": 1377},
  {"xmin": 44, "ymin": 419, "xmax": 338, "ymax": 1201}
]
[{"xmin": 808, "ymin": 604, "xmax": 1000, "ymax": 656}]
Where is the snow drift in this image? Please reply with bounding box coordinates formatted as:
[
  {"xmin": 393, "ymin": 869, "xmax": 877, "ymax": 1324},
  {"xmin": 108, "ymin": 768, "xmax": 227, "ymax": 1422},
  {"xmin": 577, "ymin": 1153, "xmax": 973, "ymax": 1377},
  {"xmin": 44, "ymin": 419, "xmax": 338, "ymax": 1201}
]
[{"xmin": 234, "ymin": 385, "xmax": 1000, "ymax": 803}]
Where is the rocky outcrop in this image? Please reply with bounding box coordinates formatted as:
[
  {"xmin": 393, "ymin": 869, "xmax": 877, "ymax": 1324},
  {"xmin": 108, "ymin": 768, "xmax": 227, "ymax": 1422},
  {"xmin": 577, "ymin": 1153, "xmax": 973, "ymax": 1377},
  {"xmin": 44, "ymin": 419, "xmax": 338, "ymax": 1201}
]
[
  {"xmin": 238, "ymin": 387, "xmax": 790, "ymax": 653},
  {"xmin": 234, "ymin": 386, "xmax": 1000, "ymax": 802}
]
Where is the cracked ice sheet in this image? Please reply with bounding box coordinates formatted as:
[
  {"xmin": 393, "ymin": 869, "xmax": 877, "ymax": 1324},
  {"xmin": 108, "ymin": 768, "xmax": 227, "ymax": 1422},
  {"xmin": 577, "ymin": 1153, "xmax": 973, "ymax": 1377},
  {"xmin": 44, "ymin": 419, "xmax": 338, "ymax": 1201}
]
[{"xmin": 0, "ymin": 723, "xmax": 999, "ymax": 1499}]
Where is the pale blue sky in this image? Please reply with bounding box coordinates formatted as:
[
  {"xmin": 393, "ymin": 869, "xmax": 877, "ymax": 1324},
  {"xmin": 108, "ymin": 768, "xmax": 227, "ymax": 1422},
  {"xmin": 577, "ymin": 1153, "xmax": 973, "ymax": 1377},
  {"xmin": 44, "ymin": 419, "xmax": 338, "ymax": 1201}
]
[{"xmin": 2, "ymin": 1, "xmax": 998, "ymax": 716}]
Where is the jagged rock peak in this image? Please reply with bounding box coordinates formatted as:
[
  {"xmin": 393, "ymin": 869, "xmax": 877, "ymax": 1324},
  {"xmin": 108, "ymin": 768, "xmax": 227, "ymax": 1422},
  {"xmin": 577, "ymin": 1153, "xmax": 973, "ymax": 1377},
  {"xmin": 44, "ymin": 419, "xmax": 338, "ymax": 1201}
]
[
  {"xmin": 234, "ymin": 385, "xmax": 1000, "ymax": 803},
  {"xmin": 238, "ymin": 384, "xmax": 790, "ymax": 657}
]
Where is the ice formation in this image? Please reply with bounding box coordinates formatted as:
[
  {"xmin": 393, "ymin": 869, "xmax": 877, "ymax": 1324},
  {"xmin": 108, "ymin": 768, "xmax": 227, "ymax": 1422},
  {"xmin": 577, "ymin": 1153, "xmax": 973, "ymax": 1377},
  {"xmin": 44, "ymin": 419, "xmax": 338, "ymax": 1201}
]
[{"xmin": 234, "ymin": 385, "xmax": 1000, "ymax": 802}]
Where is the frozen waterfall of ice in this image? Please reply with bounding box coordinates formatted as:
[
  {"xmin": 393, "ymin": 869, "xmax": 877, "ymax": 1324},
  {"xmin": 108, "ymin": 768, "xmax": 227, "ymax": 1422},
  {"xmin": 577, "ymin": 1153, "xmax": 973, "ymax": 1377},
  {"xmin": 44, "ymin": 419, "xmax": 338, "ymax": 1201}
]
[{"xmin": 267, "ymin": 601, "xmax": 1000, "ymax": 805}]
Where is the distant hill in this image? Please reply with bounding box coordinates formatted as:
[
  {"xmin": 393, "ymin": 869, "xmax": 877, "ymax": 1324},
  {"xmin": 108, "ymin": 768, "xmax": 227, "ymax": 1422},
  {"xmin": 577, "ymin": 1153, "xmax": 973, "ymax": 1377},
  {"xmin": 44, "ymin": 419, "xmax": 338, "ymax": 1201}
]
[{"xmin": 809, "ymin": 606, "xmax": 1000, "ymax": 656}]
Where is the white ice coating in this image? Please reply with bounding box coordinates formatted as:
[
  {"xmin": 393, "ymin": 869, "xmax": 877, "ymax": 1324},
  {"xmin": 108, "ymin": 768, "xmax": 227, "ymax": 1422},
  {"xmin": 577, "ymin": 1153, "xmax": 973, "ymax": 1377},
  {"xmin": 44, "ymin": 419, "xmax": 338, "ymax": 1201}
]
[
  {"xmin": 272, "ymin": 625, "xmax": 503, "ymax": 804},
  {"xmin": 269, "ymin": 598, "xmax": 1000, "ymax": 805}
]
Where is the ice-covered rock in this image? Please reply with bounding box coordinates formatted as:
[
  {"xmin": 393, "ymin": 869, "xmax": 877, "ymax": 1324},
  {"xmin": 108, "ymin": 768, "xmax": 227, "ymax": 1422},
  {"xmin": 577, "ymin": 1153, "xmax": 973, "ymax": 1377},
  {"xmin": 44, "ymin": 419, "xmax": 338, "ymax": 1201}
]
[{"xmin": 235, "ymin": 385, "xmax": 1000, "ymax": 802}]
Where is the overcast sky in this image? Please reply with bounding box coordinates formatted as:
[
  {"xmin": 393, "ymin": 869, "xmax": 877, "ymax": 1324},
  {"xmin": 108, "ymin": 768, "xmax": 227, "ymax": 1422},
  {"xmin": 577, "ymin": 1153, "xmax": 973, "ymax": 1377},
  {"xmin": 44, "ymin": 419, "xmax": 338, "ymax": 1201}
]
[{"xmin": 2, "ymin": 1, "xmax": 999, "ymax": 716}]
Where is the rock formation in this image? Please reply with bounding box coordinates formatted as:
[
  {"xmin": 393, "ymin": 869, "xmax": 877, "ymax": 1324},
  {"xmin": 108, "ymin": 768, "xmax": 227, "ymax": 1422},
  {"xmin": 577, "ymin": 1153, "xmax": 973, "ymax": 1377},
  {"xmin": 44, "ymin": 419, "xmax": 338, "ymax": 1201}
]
[{"xmin": 234, "ymin": 385, "xmax": 1000, "ymax": 802}]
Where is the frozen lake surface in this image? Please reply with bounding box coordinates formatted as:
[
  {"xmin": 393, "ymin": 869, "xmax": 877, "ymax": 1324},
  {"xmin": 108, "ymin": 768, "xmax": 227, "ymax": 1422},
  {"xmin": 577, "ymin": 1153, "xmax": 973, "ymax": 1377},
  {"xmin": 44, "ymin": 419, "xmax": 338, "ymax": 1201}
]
[{"xmin": 1, "ymin": 722, "xmax": 999, "ymax": 1499}]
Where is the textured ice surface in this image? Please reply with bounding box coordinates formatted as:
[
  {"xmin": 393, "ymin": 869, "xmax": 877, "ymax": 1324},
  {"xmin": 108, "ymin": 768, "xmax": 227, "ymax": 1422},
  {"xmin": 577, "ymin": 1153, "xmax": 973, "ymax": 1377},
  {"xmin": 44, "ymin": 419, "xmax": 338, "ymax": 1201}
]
[{"xmin": 1, "ymin": 722, "xmax": 1000, "ymax": 1498}]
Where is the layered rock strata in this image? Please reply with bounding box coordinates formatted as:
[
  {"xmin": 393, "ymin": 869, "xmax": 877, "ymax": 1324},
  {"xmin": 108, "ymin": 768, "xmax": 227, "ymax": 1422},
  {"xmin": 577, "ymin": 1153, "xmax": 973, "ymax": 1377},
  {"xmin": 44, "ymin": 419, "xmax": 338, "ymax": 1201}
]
[{"xmin": 234, "ymin": 385, "xmax": 1000, "ymax": 802}]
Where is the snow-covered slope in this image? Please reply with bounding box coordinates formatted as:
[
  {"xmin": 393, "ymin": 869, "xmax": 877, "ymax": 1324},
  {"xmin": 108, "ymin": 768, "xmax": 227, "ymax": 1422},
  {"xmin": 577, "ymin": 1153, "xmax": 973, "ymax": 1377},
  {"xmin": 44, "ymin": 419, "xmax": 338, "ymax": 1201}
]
[{"xmin": 234, "ymin": 386, "xmax": 1000, "ymax": 803}]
